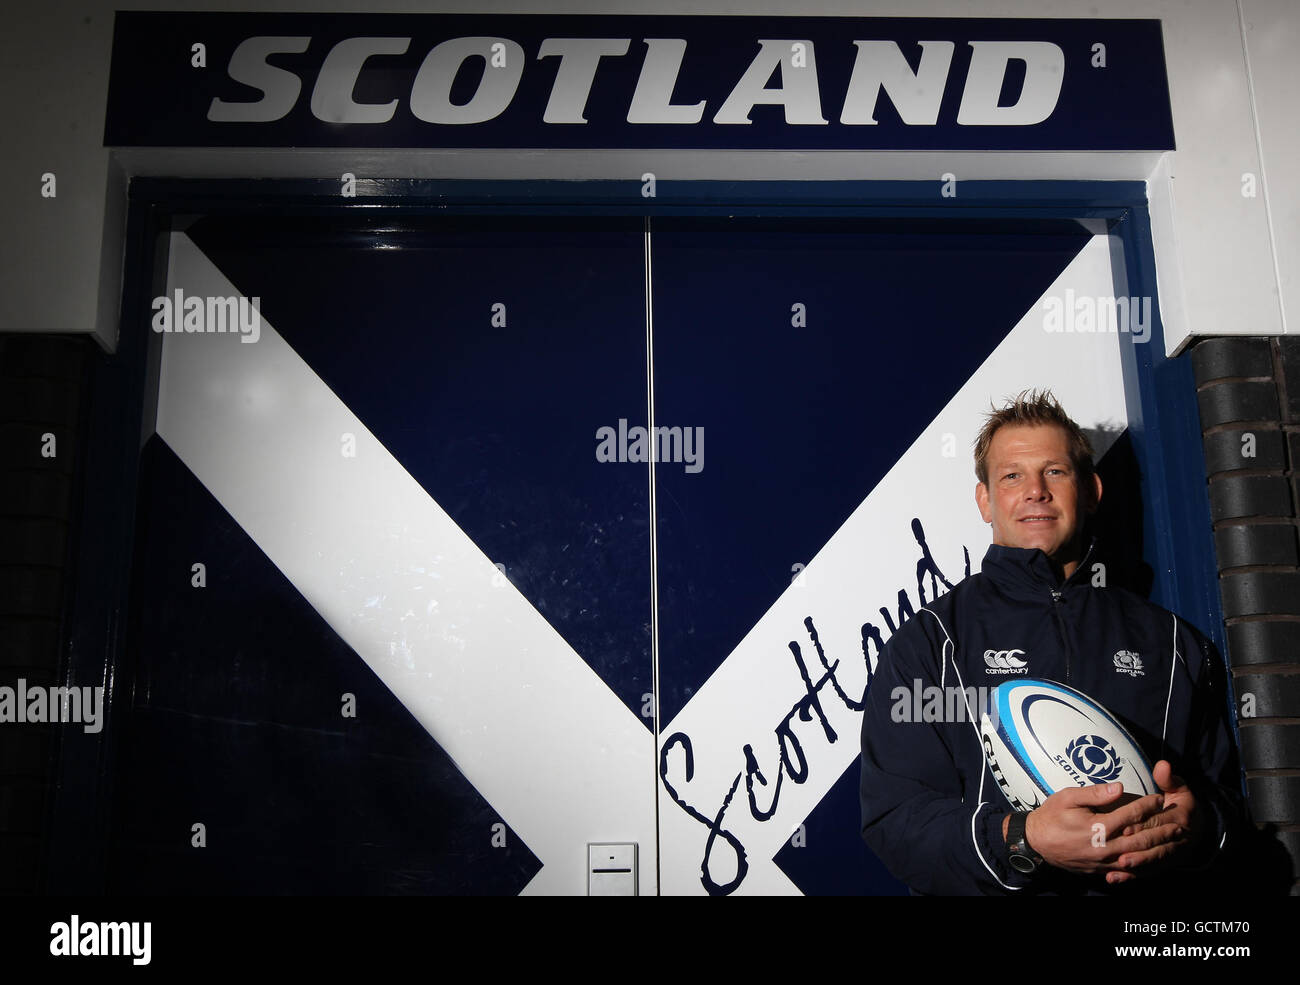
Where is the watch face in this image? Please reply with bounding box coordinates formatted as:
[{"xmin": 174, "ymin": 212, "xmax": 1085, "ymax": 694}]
[{"xmin": 1009, "ymin": 853, "xmax": 1038, "ymax": 874}]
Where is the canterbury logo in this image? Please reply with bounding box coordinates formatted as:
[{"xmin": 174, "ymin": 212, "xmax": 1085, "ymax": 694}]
[{"xmin": 982, "ymin": 647, "xmax": 1024, "ymax": 670}]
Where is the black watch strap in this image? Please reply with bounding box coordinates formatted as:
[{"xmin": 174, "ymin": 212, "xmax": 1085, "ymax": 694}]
[{"xmin": 1006, "ymin": 811, "xmax": 1042, "ymax": 875}]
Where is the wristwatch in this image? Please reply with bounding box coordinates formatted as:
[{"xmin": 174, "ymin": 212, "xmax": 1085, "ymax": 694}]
[{"xmin": 1005, "ymin": 811, "xmax": 1042, "ymax": 874}]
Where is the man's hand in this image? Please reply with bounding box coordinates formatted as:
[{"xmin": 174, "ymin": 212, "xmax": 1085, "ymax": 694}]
[
  {"xmin": 1105, "ymin": 760, "xmax": 1205, "ymax": 885},
  {"xmin": 1003, "ymin": 782, "xmax": 1167, "ymax": 875}
]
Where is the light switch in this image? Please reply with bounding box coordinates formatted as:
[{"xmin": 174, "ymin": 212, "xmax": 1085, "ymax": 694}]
[{"xmin": 587, "ymin": 842, "xmax": 637, "ymax": 896}]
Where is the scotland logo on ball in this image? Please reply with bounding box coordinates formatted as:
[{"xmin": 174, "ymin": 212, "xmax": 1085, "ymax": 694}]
[
  {"xmin": 979, "ymin": 679, "xmax": 1156, "ymax": 812},
  {"xmin": 1066, "ymin": 734, "xmax": 1124, "ymax": 783}
]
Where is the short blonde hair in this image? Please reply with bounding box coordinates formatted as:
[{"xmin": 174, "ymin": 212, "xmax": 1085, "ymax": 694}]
[{"xmin": 973, "ymin": 389, "xmax": 1095, "ymax": 486}]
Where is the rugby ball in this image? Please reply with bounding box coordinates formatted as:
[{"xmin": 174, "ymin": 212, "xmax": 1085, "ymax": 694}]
[{"xmin": 979, "ymin": 679, "xmax": 1156, "ymax": 812}]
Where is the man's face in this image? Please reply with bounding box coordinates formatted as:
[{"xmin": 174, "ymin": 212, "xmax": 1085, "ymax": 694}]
[{"xmin": 975, "ymin": 423, "xmax": 1102, "ymax": 573}]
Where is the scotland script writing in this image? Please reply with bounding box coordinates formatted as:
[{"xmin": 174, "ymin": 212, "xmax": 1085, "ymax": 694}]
[{"xmin": 659, "ymin": 518, "xmax": 969, "ymax": 895}]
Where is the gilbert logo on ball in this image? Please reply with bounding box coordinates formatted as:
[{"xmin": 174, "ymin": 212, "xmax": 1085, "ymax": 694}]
[{"xmin": 979, "ymin": 679, "xmax": 1156, "ymax": 812}]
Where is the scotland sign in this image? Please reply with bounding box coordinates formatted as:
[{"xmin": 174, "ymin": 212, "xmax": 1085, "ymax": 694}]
[{"xmin": 105, "ymin": 12, "xmax": 1174, "ymax": 150}]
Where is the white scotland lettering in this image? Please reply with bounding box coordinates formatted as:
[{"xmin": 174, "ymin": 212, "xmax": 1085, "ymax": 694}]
[
  {"xmin": 210, "ymin": 36, "xmax": 1066, "ymax": 128},
  {"xmin": 1054, "ymin": 752, "xmax": 1087, "ymax": 786}
]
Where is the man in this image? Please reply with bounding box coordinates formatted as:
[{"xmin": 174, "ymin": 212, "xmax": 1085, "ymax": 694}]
[{"xmin": 858, "ymin": 390, "xmax": 1245, "ymax": 894}]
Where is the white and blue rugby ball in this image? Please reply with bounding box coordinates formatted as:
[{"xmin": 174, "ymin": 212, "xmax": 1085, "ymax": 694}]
[{"xmin": 979, "ymin": 679, "xmax": 1156, "ymax": 812}]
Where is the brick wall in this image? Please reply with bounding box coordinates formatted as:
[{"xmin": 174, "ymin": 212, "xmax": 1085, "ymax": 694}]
[
  {"xmin": 1192, "ymin": 336, "xmax": 1300, "ymax": 894},
  {"xmin": 0, "ymin": 334, "xmax": 94, "ymax": 894}
]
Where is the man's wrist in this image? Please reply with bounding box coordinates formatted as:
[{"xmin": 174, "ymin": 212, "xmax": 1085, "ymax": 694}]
[
  {"xmin": 1004, "ymin": 810, "xmax": 1043, "ymax": 874},
  {"xmin": 1002, "ymin": 810, "xmax": 1037, "ymax": 845}
]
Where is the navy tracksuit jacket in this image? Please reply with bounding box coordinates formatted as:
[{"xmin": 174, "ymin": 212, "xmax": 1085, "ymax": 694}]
[{"xmin": 859, "ymin": 540, "xmax": 1245, "ymax": 895}]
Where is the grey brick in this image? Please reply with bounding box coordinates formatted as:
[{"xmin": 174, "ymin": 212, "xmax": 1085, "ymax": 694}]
[
  {"xmin": 1246, "ymin": 774, "xmax": 1300, "ymax": 825},
  {"xmin": 1221, "ymin": 572, "xmax": 1300, "ymax": 617},
  {"xmin": 1203, "ymin": 428, "xmax": 1284, "ymax": 473},
  {"xmin": 1275, "ymin": 829, "xmax": 1300, "ymax": 874},
  {"xmin": 1227, "ymin": 621, "xmax": 1300, "ymax": 667},
  {"xmin": 1235, "ymin": 672, "xmax": 1300, "ymax": 718},
  {"xmin": 1214, "ymin": 523, "xmax": 1299, "ymax": 568},
  {"xmin": 0, "ymin": 377, "xmax": 82, "ymax": 428},
  {"xmin": 1241, "ymin": 723, "xmax": 1300, "ymax": 769},
  {"xmin": 0, "ymin": 471, "xmax": 72, "ymax": 517},
  {"xmin": 0, "ymin": 425, "xmax": 76, "ymax": 475},
  {"xmin": 0, "ymin": 335, "xmax": 90, "ymax": 382},
  {"xmin": 1208, "ymin": 474, "xmax": 1292, "ymax": 520},
  {"xmin": 0, "ymin": 619, "xmax": 59, "ymax": 665},
  {"xmin": 1192, "ymin": 337, "xmax": 1273, "ymax": 385},
  {"xmin": 0, "ymin": 568, "xmax": 63, "ymax": 618},
  {"xmin": 0, "ymin": 518, "xmax": 68, "ymax": 567},
  {"xmin": 1281, "ymin": 337, "xmax": 1300, "ymax": 421},
  {"xmin": 1198, "ymin": 380, "xmax": 1280, "ymax": 428}
]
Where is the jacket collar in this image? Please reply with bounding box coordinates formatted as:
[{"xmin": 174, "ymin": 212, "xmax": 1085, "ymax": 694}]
[{"xmin": 980, "ymin": 536, "xmax": 1098, "ymax": 601}]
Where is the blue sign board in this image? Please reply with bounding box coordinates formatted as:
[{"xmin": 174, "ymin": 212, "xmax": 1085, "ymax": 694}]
[{"xmin": 105, "ymin": 12, "xmax": 1174, "ymax": 150}]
